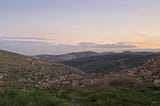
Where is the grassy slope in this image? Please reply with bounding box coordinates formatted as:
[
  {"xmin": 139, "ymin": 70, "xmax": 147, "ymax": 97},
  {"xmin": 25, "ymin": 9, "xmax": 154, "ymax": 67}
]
[
  {"xmin": 0, "ymin": 50, "xmax": 85, "ymax": 90},
  {"xmin": 0, "ymin": 81, "xmax": 159, "ymax": 106},
  {"xmin": 0, "ymin": 50, "xmax": 159, "ymax": 106}
]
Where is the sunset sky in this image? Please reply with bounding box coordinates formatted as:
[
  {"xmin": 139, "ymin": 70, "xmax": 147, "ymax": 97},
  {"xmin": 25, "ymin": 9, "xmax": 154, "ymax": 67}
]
[{"xmin": 0, "ymin": 0, "xmax": 160, "ymax": 55}]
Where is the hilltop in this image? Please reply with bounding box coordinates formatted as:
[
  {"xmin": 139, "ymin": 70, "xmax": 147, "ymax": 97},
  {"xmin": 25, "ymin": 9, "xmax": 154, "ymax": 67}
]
[
  {"xmin": 35, "ymin": 51, "xmax": 98, "ymax": 61},
  {"xmin": 0, "ymin": 50, "xmax": 86, "ymax": 91}
]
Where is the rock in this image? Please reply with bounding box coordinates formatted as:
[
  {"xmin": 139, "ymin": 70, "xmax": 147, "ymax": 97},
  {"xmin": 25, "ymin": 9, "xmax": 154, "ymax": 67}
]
[
  {"xmin": 127, "ymin": 56, "xmax": 160, "ymax": 81},
  {"xmin": 154, "ymin": 79, "xmax": 160, "ymax": 87},
  {"xmin": 72, "ymin": 80, "xmax": 79, "ymax": 88}
]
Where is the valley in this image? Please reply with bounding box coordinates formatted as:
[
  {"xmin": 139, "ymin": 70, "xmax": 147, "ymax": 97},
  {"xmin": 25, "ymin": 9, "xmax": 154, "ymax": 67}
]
[
  {"xmin": 37, "ymin": 51, "xmax": 160, "ymax": 74},
  {"xmin": 0, "ymin": 50, "xmax": 160, "ymax": 106}
]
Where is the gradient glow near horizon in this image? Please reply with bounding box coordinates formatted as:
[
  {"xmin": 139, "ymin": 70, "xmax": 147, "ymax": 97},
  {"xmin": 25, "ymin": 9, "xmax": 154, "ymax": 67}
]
[{"xmin": 0, "ymin": 0, "xmax": 160, "ymax": 50}]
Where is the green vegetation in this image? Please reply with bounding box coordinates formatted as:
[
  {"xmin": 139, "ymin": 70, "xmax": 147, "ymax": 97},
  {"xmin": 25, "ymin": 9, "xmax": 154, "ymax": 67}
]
[
  {"xmin": 0, "ymin": 89, "xmax": 73, "ymax": 106},
  {"xmin": 0, "ymin": 51, "xmax": 160, "ymax": 106},
  {"xmin": 0, "ymin": 82, "xmax": 159, "ymax": 106},
  {"xmin": 61, "ymin": 53, "xmax": 160, "ymax": 73},
  {"xmin": 0, "ymin": 50, "xmax": 85, "ymax": 91}
]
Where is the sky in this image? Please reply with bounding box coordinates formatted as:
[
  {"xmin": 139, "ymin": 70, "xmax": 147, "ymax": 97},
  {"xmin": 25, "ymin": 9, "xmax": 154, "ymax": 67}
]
[{"xmin": 0, "ymin": 0, "xmax": 160, "ymax": 55}]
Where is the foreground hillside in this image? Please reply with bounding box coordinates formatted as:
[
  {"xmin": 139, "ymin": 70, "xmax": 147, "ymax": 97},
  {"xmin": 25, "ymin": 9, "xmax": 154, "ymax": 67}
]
[
  {"xmin": 0, "ymin": 80, "xmax": 160, "ymax": 106},
  {"xmin": 0, "ymin": 50, "xmax": 86, "ymax": 91},
  {"xmin": 0, "ymin": 72, "xmax": 160, "ymax": 106},
  {"xmin": 61, "ymin": 52, "xmax": 160, "ymax": 73},
  {"xmin": 0, "ymin": 50, "xmax": 160, "ymax": 106}
]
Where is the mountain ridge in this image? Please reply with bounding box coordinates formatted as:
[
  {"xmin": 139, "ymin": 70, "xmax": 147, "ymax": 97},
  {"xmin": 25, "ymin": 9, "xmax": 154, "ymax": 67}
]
[{"xmin": 35, "ymin": 51, "xmax": 99, "ymax": 61}]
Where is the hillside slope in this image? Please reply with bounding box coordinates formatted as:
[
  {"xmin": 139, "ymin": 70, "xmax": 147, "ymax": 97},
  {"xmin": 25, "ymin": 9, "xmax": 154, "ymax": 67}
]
[
  {"xmin": 128, "ymin": 56, "xmax": 160, "ymax": 81},
  {"xmin": 0, "ymin": 50, "xmax": 86, "ymax": 91},
  {"xmin": 0, "ymin": 50, "xmax": 160, "ymax": 106},
  {"xmin": 60, "ymin": 52, "xmax": 160, "ymax": 73}
]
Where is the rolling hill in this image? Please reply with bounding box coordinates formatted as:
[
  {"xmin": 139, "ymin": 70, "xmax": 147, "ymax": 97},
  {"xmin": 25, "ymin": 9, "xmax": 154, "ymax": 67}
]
[
  {"xmin": 35, "ymin": 51, "xmax": 98, "ymax": 62},
  {"xmin": 60, "ymin": 52, "xmax": 160, "ymax": 74},
  {"xmin": 128, "ymin": 56, "xmax": 160, "ymax": 81},
  {"xmin": 0, "ymin": 50, "xmax": 160, "ymax": 106},
  {"xmin": 0, "ymin": 50, "xmax": 86, "ymax": 91}
]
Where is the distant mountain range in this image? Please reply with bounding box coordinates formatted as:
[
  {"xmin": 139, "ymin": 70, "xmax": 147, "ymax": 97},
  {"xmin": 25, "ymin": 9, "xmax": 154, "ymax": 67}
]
[
  {"xmin": 35, "ymin": 51, "xmax": 99, "ymax": 61},
  {"xmin": 35, "ymin": 51, "xmax": 160, "ymax": 74}
]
